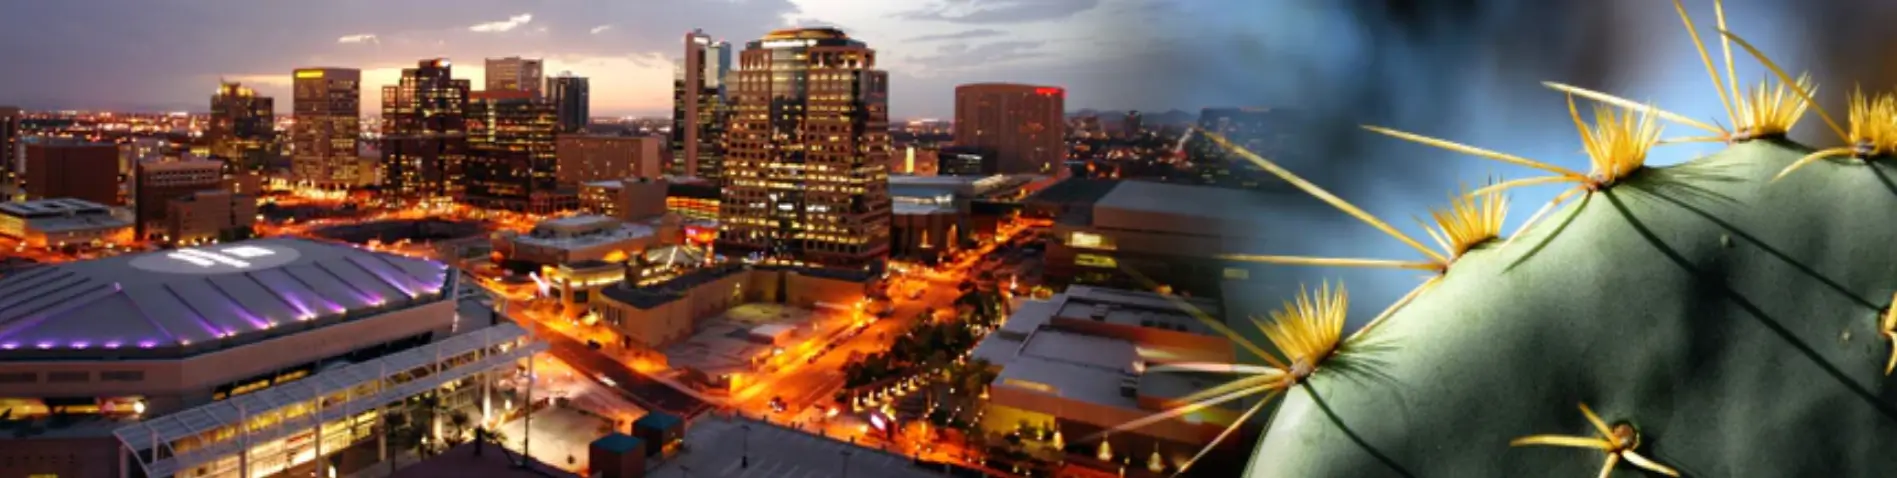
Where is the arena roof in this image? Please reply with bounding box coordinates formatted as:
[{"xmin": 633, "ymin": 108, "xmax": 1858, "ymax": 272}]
[{"xmin": 0, "ymin": 238, "xmax": 452, "ymax": 359}]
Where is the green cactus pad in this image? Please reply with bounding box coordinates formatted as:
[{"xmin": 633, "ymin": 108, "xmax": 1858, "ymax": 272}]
[{"xmin": 1244, "ymin": 139, "xmax": 1897, "ymax": 477}]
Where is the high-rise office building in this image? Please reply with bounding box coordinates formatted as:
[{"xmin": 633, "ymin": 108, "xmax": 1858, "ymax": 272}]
[
  {"xmin": 722, "ymin": 27, "xmax": 892, "ymax": 269},
  {"xmin": 208, "ymin": 81, "xmax": 275, "ymax": 171},
  {"xmin": 671, "ymin": 29, "xmax": 731, "ymax": 180},
  {"xmin": 1124, "ymin": 110, "xmax": 1143, "ymax": 138},
  {"xmin": 380, "ymin": 59, "xmax": 470, "ymax": 202},
  {"xmin": 24, "ymin": 141, "xmax": 120, "ymax": 206},
  {"xmin": 464, "ymin": 90, "xmax": 558, "ymax": 212},
  {"xmin": 953, "ymin": 83, "xmax": 1066, "ymax": 174},
  {"xmin": 290, "ymin": 68, "xmax": 363, "ymax": 188},
  {"xmin": 485, "ymin": 57, "xmax": 544, "ymax": 97},
  {"xmin": 549, "ymin": 74, "xmax": 590, "ymax": 133},
  {"xmin": 0, "ymin": 106, "xmax": 21, "ymax": 195}
]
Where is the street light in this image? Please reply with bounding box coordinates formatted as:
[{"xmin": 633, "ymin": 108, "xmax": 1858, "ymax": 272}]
[
  {"xmin": 840, "ymin": 449, "xmax": 854, "ymax": 478},
  {"xmin": 742, "ymin": 424, "xmax": 752, "ymax": 468}
]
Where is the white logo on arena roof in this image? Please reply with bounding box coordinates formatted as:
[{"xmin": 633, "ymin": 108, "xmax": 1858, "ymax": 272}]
[{"xmin": 220, "ymin": 246, "xmax": 277, "ymax": 259}]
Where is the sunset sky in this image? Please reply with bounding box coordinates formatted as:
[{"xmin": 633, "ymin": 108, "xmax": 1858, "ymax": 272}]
[{"xmin": 0, "ymin": 0, "xmax": 1191, "ymax": 118}]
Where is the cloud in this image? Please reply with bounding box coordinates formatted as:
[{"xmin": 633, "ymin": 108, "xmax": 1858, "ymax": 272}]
[
  {"xmin": 336, "ymin": 34, "xmax": 378, "ymax": 44},
  {"xmin": 590, "ymin": 24, "xmax": 614, "ymax": 35},
  {"xmin": 469, "ymin": 13, "xmax": 533, "ymax": 33},
  {"xmin": 905, "ymin": 28, "xmax": 1005, "ymax": 42},
  {"xmin": 902, "ymin": 40, "xmax": 1047, "ymax": 73},
  {"xmin": 897, "ymin": 0, "xmax": 1100, "ymax": 24}
]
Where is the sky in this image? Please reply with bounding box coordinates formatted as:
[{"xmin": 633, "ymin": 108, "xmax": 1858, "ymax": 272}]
[{"xmin": 0, "ymin": 0, "xmax": 1187, "ymax": 119}]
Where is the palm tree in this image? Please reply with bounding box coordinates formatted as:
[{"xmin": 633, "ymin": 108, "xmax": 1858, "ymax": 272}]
[{"xmin": 445, "ymin": 410, "xmax": 473, "ymax": 447}]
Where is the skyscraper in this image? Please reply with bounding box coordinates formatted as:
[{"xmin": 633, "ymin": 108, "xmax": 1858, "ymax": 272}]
[
  {"xmin": 549, "ymin": 74, "xmax": 590, "ymax": 134},
  {"xmin": 290, "ymin": 68, "xmax": 362, "ymax": 188},
  {"xmin": 380, "ymin": 59, "xmax": 470, "ymax": 202},
  {"xmin": 953, "ymin": 83, "xmax": 1066, "ymax": 174},
  {"xmin": 0, "ymin": 106, "xmax": 20, "ymax": 197},
  {"xmin": 671, "ymin": 29, "xmax": 731, "ymax": 180},
  {"xmin": 722, "ymin": 27, "xmax": 892, "ymax": 269},
  {"xmin": 464, "ymin": 90, "xmax": 558, "ymax": 212},
  {"xmin": 1124, "ymin": 110, "xmax": 1143, "ymax": 138},
  {"xmin": 485, "ymin": 57, "xmax": 544, "ymax": 97},
  {"xmin": 207, "ymin": 81, "xmax": 275, "ymax": 171}
]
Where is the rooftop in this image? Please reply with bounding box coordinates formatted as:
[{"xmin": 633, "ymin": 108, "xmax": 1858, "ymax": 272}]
[
  {"xmin": 1023, "ymin": 178, "xmax": 1120, "ymax": 206},
  {"xmin": 515, "ymin": 216, "xmax": 655, "ymax": 251},
  {"xmin": 645, "ymin": 415, "xmax": 938, "ymax": 478},
  {"xmin": 0, "ymin": 238, "xmax": 450, "ymax": 359},
  {"xmin": 994, "ymin": 352, "xmax": 1137, "ymax": 409},
  {"xmin": 1092, "ymin": 180, "xmax": 1277, "ymax": 227},
  {"xmin": 892, "ymin": 201, "xmax": 957, "ymax": 216},
  {"xmin": 762, "ymin": 27, "xmax": 849, "ymax": 40},
  {"xmin": 0, "ymin": 198, "xmax": 113, "ymax": 218}
]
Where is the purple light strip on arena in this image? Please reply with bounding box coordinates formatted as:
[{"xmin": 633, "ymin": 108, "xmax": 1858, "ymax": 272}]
[
  {"xmin": 242, "ymin": 271, "xmax": 317, "ymax": 320},
  {"xmin": 119, "ymin": 283, "xmax": 180, "ymax": 348},
  {"xmin": 312, "ymin": 261, "xmax": 383, "ymax": 305},
  {"xmin": 160, "ymin": 283, "xmax": 240, "ymax": 341},
  {"xmin": 0, "ymin": 282, "xmax": 117, "ymax": 343},
  {"xmin": 270, "ymin": 268, "xmax": 352, "ymax": 314},
  {"xmin": 348, "ymin": 255, "xmax": 417, "ymax": 298}
]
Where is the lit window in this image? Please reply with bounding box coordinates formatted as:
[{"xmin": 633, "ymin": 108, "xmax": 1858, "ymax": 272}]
[
  {"xmin": 1076, "ymin": 253, "xmax": 1117, "ymax": 269},
  {"xmin": 1223, "ymin": 268, "xmax": 1250, "ymax": 280},
  {"xmin": 1069, "ymin": 232, "xmax": 1110, "ymax": 249}
]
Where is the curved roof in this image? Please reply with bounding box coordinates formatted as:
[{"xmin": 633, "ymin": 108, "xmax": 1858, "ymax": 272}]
[
  {"xmin": 0, "ymin": 238, "xmax": 451, "ymax": 358},
  {"xmin": 762, "ymin": 27, "xmax": 849, "ymax": 40}
]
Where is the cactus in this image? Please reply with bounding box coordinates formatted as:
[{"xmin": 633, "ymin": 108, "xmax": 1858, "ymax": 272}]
[{"xmin": 1087, "ymin": 1, "xmax": 1897, "ymax": 476}]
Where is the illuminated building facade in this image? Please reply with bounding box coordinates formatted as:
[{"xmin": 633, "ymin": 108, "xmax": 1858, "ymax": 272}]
[
  {"xmin": 464, "ymin": 90, "xmax": 558, "ymax": 212},
  {"xmin": 954, "ymin": 83, "xmax": 1066, "ymax": 174},
  {"xmin": 549, "ymin": 74, "xmax": 590, "ymax": 133},
  {"xmin": 721, "ymin": 27, "xmax": 892, "ymax": 269},
  {"xmin": 0, "ymin": 198, "xmax": 133, "ymax": 248},
  {"xmin": 670, "ymin": 29, "xmax": 731, "ymax": 180},
  {"xmin": 1, "ymin": 106, "xmax": 23, "ymax": 194},
  {"xmin": 665, "ymin": 177, "xmax": 720, "ymax": 222},
  {"xmin": 380, "ymin": 59, "xmax": 471, "ymax": 203},
  {"xmin": 484, "ymin": 57, "xmax": 544, "ymax": 97},
  {"xmin": 133, "ymin": 159, "xmax": 224, "ymax": 241},
  {"xmin": 290, "ymin": 68, "xmax": 364, "ymax": 188},
  {"xmin": 557, "ymin": 135, "xmax": 664, "ymax": 183},
  {"xmin": 164, "ymin": 189, "xmax": 259, "ymax": 245},
  {"xmin": 579, "ymin": 177, "xmax": 668, "ymax": 222},
  {"xmin": 207, "ymin": 81, "xmax": 275, "ymax": 171}
]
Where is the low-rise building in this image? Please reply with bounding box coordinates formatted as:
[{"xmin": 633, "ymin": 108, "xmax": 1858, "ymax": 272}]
[
  {"xmin": 969, "ymin": 285, "xmax": 1253, "ymax": 475},
  {"xmin": 1031, "ymin": 179, "xmax": 1291, "ymax": 298},
  {"xmin": 590, "ymin": 265, "xmax": 870, "ymax": 354},
  {"xmin": 888, "ymin": 175, "xmax": 1038, "ymax": 262},
  {"xmin": 164, "ymin": 189, "xmax": 258, "ymax": 245},
  {"xmin": 578, "ymin": 177, "xmax": 668, "ymax": 222},
  {"xmin": 544, "ymin": 259, "xmax": 625, "ymax": 309},
  {"xmin": 497, "ymin": 215, "xmax": 660, "ymax": 266},
  {"xmin": 0, "ymin": 198, "xmax": 134, "ymax": 248}
]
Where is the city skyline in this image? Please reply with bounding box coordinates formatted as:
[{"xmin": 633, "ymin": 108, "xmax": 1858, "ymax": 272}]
[{"xmin": 0, "ymin": 0, "xmax": 1186, "ymax": 119}]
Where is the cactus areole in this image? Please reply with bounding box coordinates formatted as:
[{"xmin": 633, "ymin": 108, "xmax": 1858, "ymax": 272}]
[{"xmin": 1241, "ymin": 139, "xmax": 1897, "ymax": 476}]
